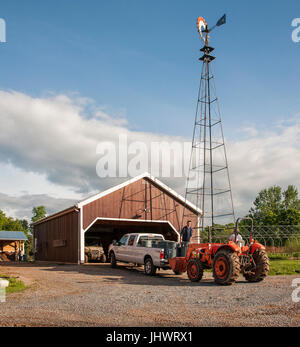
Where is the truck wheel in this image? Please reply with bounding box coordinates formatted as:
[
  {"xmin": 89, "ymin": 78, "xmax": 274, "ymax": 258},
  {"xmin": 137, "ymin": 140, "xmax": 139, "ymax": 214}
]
[
  {"xmin": 110, "ymin": 252, "xmax": 117, "ymax": 268},
  {"xmin": 243, "ymin": 249, "xmax": 269, "ymax": 282},
  {"xmin": 100, "ymin": 254, "xmax": 106, "ymax": 263},
  {"xmin": 85, "ymin": 255, "xmax": 89, "ymax": 263},
  {"xmin": 213, "ymin": 249, "xmax": 240, "ymax": 285},
  {"xmin": 144, "ymin": 257, "xmax": 157, "ymax": 276},
  {"xmin": 187, "ymin": 259, "xmax": 203, "ymax": 282}
]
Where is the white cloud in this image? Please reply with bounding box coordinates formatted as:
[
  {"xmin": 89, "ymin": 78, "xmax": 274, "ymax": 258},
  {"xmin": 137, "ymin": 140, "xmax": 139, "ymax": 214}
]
[
  {"xmin": 228, "ymin": 121, "xmax": 300, "ymax": 215},
  {"xmin": 0, "ymin": 89, "xmax": 300, "ymax": 221},
  {"xmin": 239, "ymin": 126, "xmax": 259, "ymax": 137},
  {"xmin": 0, "ymin": 192, "xmax": 76, "ymax": 221},
  {"xmin": 0, "ymin": 90, "xmax": 174, "ymax": 193}
]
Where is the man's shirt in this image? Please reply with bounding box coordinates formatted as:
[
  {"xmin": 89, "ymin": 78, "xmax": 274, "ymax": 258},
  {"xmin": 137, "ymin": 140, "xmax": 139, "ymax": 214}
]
[{"xmin": 181, "ymin": 226, "xmax": 193, "ymax": 242}]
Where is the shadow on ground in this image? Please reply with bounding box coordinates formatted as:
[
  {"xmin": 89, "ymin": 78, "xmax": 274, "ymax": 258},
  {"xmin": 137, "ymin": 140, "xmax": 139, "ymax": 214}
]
[{"xmin": 1, "ymin": 261, "xmax": 249, "ymax": 287}]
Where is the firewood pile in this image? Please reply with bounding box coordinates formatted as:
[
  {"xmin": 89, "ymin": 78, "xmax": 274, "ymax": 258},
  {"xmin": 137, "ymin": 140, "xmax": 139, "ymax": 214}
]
[{"xmin": 0, "ymin": 252, "xmax": 13, "ymax": 262}]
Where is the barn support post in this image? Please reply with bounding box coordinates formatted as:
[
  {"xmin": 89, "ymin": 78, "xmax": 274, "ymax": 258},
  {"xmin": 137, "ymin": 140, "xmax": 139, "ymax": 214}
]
[
  {"xmin": 80, "ymin": 207, "xmax": 85, "ymax": 264},
  {"xmin": 77, "ymin": 208, "xmax": 81, "ymax": 264}
]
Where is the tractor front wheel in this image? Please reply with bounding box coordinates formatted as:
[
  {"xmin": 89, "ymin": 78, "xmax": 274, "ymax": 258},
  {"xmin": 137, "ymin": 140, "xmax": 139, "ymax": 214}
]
[
  {"xmin": 187, "ymin": 259, "xmax": 203, "ymax": 282},
  {"xmin": 243, "ymin": 249, "xmax": 269, "ymax": 282},
  {"xmin": 213, "ymin": 250, "xmax": 240, "ymax": 285}
]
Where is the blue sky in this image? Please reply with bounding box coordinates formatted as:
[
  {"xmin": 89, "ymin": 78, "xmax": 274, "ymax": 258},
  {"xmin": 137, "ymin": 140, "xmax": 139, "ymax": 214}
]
[
  {"xmin": 0, "ymin": 0, "xmax": 300, "ymax": 220},
  {"xmin": 1, "ymin": 0, "xmax": 299, "ymax": 137}
]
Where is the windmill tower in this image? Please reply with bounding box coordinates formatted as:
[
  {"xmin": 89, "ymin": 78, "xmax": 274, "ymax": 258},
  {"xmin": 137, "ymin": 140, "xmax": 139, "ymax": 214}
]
[{"xmin": 182, "ymin": 15, "xmax": 235, "ymax": 241}]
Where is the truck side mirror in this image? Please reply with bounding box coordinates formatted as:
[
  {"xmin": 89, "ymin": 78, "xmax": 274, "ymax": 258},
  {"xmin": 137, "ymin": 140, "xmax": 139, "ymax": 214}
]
[{"xmin": 113, "ymin": 240, "xmax": 117, "ymax": 246}]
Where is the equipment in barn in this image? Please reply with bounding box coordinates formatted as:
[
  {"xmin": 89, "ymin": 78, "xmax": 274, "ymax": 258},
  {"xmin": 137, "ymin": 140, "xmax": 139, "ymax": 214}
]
[
  {"xmin": 169, "ymin": 217, "xmax": 270, "ymax": 285},
  {"xmin": 84, "ymin": 239, "xmax": 106, "ymax": 263},
  {"xmin": 182, "ymin": 14, "xmax": 235, "ymax": 237}
]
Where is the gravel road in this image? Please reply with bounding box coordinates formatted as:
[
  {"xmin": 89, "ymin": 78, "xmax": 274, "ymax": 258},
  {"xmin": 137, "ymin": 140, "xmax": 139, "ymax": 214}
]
[{"xmin": 0, "ymin": 262, "xmax": 299, "ymax": 327}]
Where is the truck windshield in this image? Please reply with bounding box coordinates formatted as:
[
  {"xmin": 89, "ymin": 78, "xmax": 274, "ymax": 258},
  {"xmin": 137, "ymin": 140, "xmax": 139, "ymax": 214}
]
[{"xmin": 119, "ymin": 235, "xmax": 128, "ymax": 246}]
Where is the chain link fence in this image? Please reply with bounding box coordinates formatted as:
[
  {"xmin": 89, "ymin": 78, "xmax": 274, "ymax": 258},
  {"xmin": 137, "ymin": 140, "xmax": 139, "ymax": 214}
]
[{"xmin": 199, "ymin": 225, "xmax": 300, "ymax": 249}]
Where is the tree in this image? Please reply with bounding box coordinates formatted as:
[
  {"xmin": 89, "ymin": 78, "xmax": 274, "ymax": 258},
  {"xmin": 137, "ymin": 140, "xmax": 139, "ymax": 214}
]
[
  {"xmin": 282, "ymin": 185, "xmax": 300, "ymax": 210},
  {"xmin": 248, "ymin": 185, "xmax": 300, "ymax": 226},
  {"xmin": 20, "ymin": 219, "xmax": 29, "ymax": 233},
  {"xmin": 28, "ymin": 206, "xmax": 46, "ymax": 257},
  {"xmin": 278, "ymin": 208, "xmax": 300, "ymax": 226},
  {"xmin": 0, "ymin": 210, "xmax": 6, "ymax": 230},
  {"xmin": 31, "ymin": 206, "xmax": 46, "ymax": 223},
  {"xmin": 0, "ymin": 210, "xmax": 26, "ymax": 231}
]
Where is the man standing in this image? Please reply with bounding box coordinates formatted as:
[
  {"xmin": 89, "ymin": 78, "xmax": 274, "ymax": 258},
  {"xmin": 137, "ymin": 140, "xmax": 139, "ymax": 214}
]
[{"xmin": 181, "ymin": 221, "xmax": 193, "ymax": 243}]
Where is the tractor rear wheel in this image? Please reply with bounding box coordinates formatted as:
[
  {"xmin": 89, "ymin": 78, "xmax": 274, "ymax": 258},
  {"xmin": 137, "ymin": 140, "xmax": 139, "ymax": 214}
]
[
  {"xmin": 243, "ymin": 249, "xmax": 269, "ymax": 282},
  {"xmin": 213, "ymin": 249, "xmax": 240, "ymax": 285},
  {"xmin": 187, "ymin": 259, "xmax": 203, "ymax": 282}
]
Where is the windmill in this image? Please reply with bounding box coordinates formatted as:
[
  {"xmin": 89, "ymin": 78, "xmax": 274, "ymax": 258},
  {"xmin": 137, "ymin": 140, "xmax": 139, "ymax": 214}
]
[{"xmin": 182, "ymin": 14, "xmax": 235, "ymax": 242}]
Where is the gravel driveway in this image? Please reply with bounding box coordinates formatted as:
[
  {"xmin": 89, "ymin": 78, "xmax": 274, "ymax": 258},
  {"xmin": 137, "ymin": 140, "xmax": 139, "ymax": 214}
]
[{"xmin": 0, "ymin": 262, "xmax": 299, "ymax": 327}]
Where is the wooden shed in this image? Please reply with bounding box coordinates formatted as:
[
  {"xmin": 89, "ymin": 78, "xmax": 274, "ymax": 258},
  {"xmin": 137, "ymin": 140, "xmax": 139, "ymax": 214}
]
[
  {"xmin": 0, "ymin": 231, "xmax": 27, "ymax": 260},
  {"xmin": 33, "ymin": 173, "xmax": 202, "ymax": 263}
]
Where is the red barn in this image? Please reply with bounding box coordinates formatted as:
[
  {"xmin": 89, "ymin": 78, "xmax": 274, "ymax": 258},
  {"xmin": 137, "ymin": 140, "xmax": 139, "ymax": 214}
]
[{"xmin": 33, "ymin": 173, "xmax": 201, "ymax": 263}]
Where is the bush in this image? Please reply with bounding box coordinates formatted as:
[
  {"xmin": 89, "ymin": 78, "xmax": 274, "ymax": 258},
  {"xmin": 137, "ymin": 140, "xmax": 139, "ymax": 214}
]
[
  {"xmin": 268, "ymin": 253, "xmax": 289, "ymax": 260},
  {"xmin": 285, "ymin": 238, "xmax": 300, "ymax": 254}
]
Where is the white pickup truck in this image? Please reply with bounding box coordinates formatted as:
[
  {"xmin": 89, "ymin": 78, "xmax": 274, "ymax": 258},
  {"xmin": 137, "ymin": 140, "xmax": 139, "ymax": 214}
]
[{"xmin": 109, "ymin": 233, "xmax": 176, "ymax": 275}]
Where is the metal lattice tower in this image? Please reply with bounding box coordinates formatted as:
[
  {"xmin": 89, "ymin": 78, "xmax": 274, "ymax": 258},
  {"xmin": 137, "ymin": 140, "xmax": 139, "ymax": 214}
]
[{"xmin": 182, "ymin": 15, "xmax": 235, "ymax": 239}]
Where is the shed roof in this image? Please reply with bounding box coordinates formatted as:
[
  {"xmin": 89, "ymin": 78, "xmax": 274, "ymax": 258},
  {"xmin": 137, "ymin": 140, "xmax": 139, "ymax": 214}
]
[{"xmin": 0, "ymin": 231, "xmax": 27, "ymax": 241}]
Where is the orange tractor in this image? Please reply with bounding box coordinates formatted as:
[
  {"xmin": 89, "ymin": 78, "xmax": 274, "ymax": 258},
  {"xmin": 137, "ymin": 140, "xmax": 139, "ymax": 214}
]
[{"xmin": 169, "ymin": 218, "xmax": 270, "ymax": 285}]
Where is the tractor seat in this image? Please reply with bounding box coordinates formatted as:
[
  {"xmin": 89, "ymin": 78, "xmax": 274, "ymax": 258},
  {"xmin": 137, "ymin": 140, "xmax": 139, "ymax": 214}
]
[{"xmin": 229, "ymin": 234, "xmax": 245, "ymax": 248}]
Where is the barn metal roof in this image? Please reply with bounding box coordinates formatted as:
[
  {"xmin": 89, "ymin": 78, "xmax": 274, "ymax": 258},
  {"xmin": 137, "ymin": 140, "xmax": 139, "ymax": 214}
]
[{"xmin": 0, "ymin": 231, "xmax": 28, "ymax": 241}]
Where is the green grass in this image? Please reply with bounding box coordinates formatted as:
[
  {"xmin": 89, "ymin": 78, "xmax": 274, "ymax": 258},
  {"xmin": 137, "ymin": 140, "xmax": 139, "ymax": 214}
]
[
  {"xmin": 269, "ymin": 259, "xmax": 300, "ymax": 276},
  {"xmin": 0, "ymin": 275, "xmax": 27, "ymax": 293},
  {"xmin": 268, "ymin": 252, "xmax": 300, "ymax": 260},
  {"xmin": 268, "ymin": 253, "xmax": 289, "ymax": 260}
]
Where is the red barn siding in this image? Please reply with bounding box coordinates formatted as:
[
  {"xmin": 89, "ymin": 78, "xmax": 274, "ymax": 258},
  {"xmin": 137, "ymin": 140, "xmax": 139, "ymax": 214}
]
[{"xmin": 34, "ymin": 210, "xmax": 79, "ymax": 263}]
